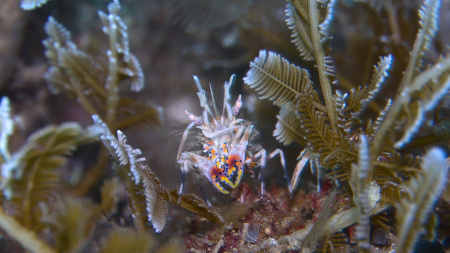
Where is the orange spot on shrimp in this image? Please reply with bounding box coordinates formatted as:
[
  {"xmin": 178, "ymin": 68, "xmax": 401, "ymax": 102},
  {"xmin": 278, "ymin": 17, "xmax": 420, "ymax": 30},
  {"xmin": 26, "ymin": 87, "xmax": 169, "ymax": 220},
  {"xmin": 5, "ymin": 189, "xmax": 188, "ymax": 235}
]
[
  {"xmin": 220, "ymin": 142, "xmax": 229, "ymax": 155},
  {"xmin": 210, "ymin": 149, "xmax": 217, "ymax": 159}
]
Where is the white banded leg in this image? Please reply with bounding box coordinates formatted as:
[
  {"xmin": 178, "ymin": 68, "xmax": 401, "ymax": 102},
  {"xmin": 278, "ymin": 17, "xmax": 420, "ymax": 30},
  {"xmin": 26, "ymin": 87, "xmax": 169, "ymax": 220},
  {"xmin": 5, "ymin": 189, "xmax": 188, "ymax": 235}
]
[
  {"xmin": 176, "ymin": 121, "xmax": 196, "ymax": 160},
  {"xmin": 267, "ymin": 149, "xmax": 290, "ymax": 193},
  {"xmin": 253, "ymin": 149, "xmax": 267, "ymax": 195},
  {"xmin": 178, "ymin": 160, "xmax": 190, "ymax": 196},
  {"xmin": 254, "ymin": 148, "xmax": 290, "ymax": 196}
]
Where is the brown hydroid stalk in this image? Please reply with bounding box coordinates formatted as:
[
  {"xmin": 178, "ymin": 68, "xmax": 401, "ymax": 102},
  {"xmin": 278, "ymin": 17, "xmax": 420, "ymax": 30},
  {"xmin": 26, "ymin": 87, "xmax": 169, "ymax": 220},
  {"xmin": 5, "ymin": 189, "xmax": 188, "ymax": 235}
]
[
  {"xmin": 0, "ymin": 208, "xmax": 55, "ymax": 253},
  {"xmin": 308, "ymin": 0, "xmax": 338, "ymax": 133}
]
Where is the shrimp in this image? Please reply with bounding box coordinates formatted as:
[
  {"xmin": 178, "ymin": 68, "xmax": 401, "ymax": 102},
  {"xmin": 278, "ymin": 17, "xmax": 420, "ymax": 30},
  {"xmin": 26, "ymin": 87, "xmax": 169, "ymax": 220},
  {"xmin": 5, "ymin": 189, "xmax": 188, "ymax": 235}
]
[{"xmin": 177, "ymin": 75, "xmax": 290, "ymax": 195}]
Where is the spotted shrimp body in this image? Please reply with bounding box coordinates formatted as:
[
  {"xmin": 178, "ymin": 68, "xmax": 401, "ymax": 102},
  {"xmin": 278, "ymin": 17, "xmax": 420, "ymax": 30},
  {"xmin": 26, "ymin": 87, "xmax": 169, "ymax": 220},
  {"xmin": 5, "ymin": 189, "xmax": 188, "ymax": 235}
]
[{"xmin": 177, "ymin": 75, "xmax": 289, "ymax": 195}]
